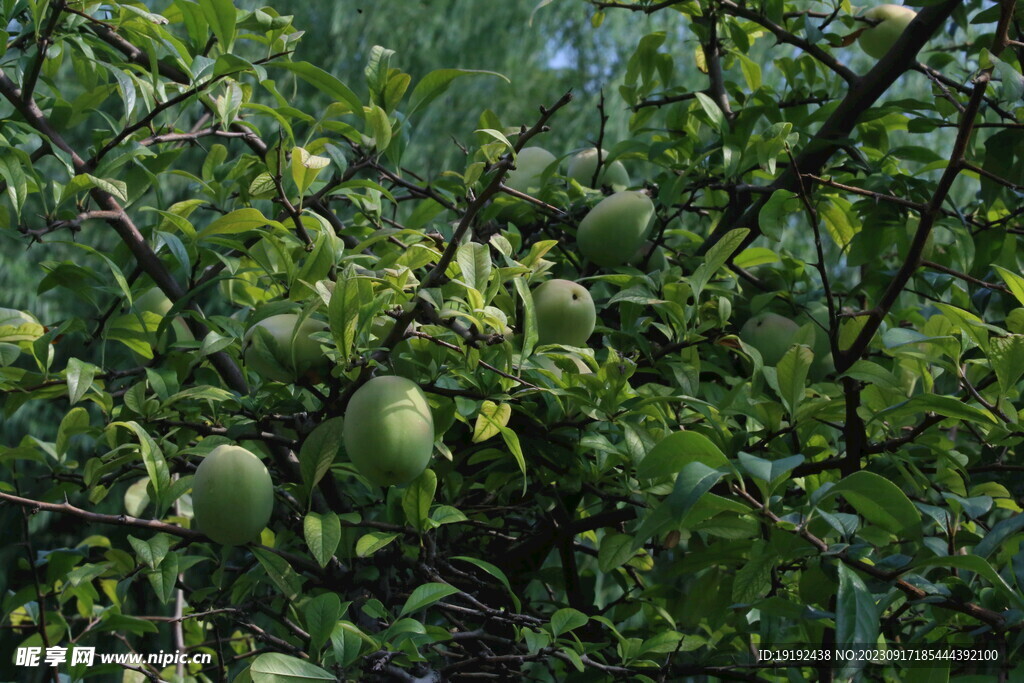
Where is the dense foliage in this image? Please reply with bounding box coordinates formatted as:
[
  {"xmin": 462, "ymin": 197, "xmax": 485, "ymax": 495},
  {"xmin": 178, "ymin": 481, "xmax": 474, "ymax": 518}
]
[{"xmin": 2, "ymin": 1, "xmax": 1024, "ymax": 681}]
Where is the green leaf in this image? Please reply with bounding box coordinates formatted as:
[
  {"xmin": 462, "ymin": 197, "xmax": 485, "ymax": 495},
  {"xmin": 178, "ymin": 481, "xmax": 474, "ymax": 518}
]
[
  {"xmin": 197, "ymin": 208, "xmax": 274, "ymax": 240},
  {"xmin": 128, "ymin": 534, "xmax": 171, "ymax": 569},
  {"xmin": 694, "ymin": 91, "xmax": 727, "ymax": 132},
  {"xmin": 638, "ymin": 431, "xmax": 728, "ymax": 480},
  {"xmin": 198, "ymin": 0, "xmax": 237, "ymax": 52},
  {"xmin": 402, "ymin": 469, "xmax": 437, "ymax": 532},
  {"xmin": 835, "ymin": 564, "xmax": 879, "ymax": 678},
  {"xmin": 65, "ymin": 358, "xmax": 97, "ymax": 405},
  {"xmin": 473, "ymin": 401, "xmax": 511, "ymax": 443},
  {"xmin": 825, "ymin": 471, "xmax": 921, "ymax": 538},
  {"xmin": 452, "ymin": 555, "xmax": 520, "ymax": 611},
  {"xmin": 328, "ymin": 267, "xmax": 372, "ymax": 362},
  {"xmin": 598, "ymin": 532, "xmax": 635, "ymax": 573},
  {"xmin": 304, "ymin": 593, "xmax": 341, "ymax": 655},
  {"xmin": 291, "ymin": 146, "xmax": 330, "ymax": 195},
  {"xmin": 364, "ymin": 103, "xmax": 392, "ymax": 152},
  {"xmin": 732, "ymin": 541, "xmax": 774, "ymax": 603},
  {"xmin": 758, "ymin": 190, "xmax": 799, "ymax": 241},
  {"xmin": 146, "ymin": 552, "xmax": 178, "ymax": 604},
  {"xmin": 299, "ymin": 416, "xmax": 344, "ymax": 499},
  {"xmin": 355, "ymin": 531, "xmax": 400, "ymax": 558},
  {"xmin": 550, "ymin": 608, "xmax": 588, "ymax": 637},
  {"xmin": 737, "ymin": 452, "xmax": 805, "ymax": 484},
  {"xmin": 399, "ymin": 582, "xmax": 460, "ymax": 617},
  {"xmin": 690, "ymin": 228, "xmax": 749, "ymax": 300},
  {"xmin": 775, "ymin": 343, "xmax": 812, "ymax": 415},
  {"xmin": 910, "ymin": 556, "xmax": 1023, "ymax": 608},
  {"xmin": 457, "ymin": 242, "xmax": 492, "ymax": 293},
  {"xmin": 110, "ymin": 421, "xmax": 170, "ymax": 495},
  {"xmin": 408, "ymin": 68, "xmax": 510, "ymax": 117},
  {"xmin": 994, "ymin": 265, "xmax": 1024, "ymax": 307},
  {"xmin": 253, "ymin": 548, "xmax": 304, "ymax": 601},
  {"xmin": 665, "ymin": 462, "xmax": 726, "ymax": 518},
  {"xmin": 250, "ymin": 653, "xmax": 334, "ymax": 682},
  {"xmin": 975, "ymin": 513, "xmax": 1024, "ymax": 558},
  {"xmin": 878, "ymin": 394, "xmax": 997, "ymax": 426},
  {"xmin": 269, "ymin": 63, "xmax": 362, "ymax": 116},
  {"xmin": 989, "ymin": 334, "xmax": 1024, "ymax": 394},
  {"xmin": 304, "ymin": 512, "xmax": 341, "ymax": 568},
  {"xmin": 56, "ymin": 406, "xmax": 89, "ymax": 458}
]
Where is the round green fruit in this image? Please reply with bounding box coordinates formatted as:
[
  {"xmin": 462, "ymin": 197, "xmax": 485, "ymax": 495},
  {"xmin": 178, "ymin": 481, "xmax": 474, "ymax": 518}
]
[
  {"xmin": 577, "ymin": 191, "xmax": 656, "ymax": 267},
  {"xmin": 343, "ymin": 376, "xmax": 435, "ymax": 487},
  {"xmin": 135, "ymin": 288, "xmax": 195, "ymax": 343},
  {"xmin": 243, "ymin": 313, "xmax": 329, "ymax": 383},
  {"xmin": 505, "ymin": 146, "xmax": 557, "ymax": 193},
  {"xmin": 533, "ymin": 279, "xmax": 596, "ymax": 347},
  {"xmin": 858, "ymin": 4, "xmax": 917, "ymax": 59},
  {"xmin": 192, "ymin": 445, "xmax": 274, "ymax": 546},
  {"xmin": 740, "ymin": 312, "xmax": 800, "ymax": 366},
  {"xmin": 566, "ymin": 148, "xmax": 630, "ymax": 191}
]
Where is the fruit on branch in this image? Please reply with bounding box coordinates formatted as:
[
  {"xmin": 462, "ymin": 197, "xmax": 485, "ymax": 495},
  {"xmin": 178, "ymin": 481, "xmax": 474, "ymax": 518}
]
[
  {"xmin": 134, "ymin": 288, "xmax": 195, "ymax": 343},
  {"xmin": 533, "ymin": 279, "xmax": 596, "ymax": 347},
  {"xmin": 566, "ymin": 148, "xmax": 630, "ymax": 191},
  {"xmin": 505, "ymin": 146, "xmax": 557, "ymax": 193},
  {"xmin": 191, "ymin": 445, "xmax": 274, "ymax": 546},
  {"xmin": 577, "ymin": 190, "xmax": 656, "ymax": 267},
  {"xmin": 739, "ymin": 312, "xmax": 801, "ymax": 366},
  {"xmin": 857, "ymin": 4, "xmax": 917, "ymax": 59},
  {"xmin": 343, "ymin": 375, "xmax": 435, "ymax": 487},
  {"xmin": 243, "ymin": 313, "xmax": 329, "ymax": 383}
]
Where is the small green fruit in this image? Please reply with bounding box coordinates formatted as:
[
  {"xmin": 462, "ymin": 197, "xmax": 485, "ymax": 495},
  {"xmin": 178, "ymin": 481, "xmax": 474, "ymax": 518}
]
[
  {"xmin": 243, "ymin": 313, "xmax": 329, "ymax": 383},
  {"xmin": 533, "ymin": 279, "xmax": 596, "ymax": 347},
  {"xmin": 192, "ymin": 445, "xmax": 274, "ymax": 546},
  {"xmin": 135, "ymin": 288, "xmax": 195, "ymax": 343},
  {"xmin": 740, "ymin": 312, "xmax": 800, "ymax": 366},
  {"xmin": 505, "ymin": 146, "xmax": 557, "ymax": 193},
  {"xmin": 566, "ymin": 148, "xmax": 630, "ymax": 191},
  {"xmin": 577, "ymin": 191, "xmax": 656, "ymax": 267},
  {"xmin": 858, "ymin": 4, "xmax": 917, "ymax": 59},
  {"xmin": 343, "ymin": 376, "xmax": 435, "ymax": 487}
]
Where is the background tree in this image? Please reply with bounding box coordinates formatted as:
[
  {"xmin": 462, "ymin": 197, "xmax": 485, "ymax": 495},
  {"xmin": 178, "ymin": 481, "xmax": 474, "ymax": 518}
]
[{"xmin": 1, "ymin": 1, "xmax": 1023, "ymax": 682}]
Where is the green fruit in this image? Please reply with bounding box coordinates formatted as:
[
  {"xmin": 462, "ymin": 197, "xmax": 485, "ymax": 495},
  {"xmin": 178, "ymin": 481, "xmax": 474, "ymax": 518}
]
[
  {"xmin": 858, "ymin": 4, "xmax": 917, "ymax": 59},
  {"xmin": 343, "ymin": 376, "xmax": 435, "ymax": 487},
  {"xmin": 577, "ymin": 191, "xmax": 656, "ymax": 267},
  {"xmin": 533, "ymin": 279, "xmax": 596, "ymax": 347},
  {"xmin": 135, "ymin": 288, "xmax": 195, "ymax": 343},
  {"xmin": 740, "ymin": 312, "xmax": 800, "ymax": 366},
  {"xmin": 192, "ymin": 445, "xmax": 274, "ymax": 546},
  {"xmin": 566, "ymin": 148, "xmax": 630, "ymax": 191},
  {"xmin": 243, "ymin": 313, "xmax": 329, "ymax": 383},
  {"xmin": 505, "ymin": 146, "xmax": 557, "ymax": 193}
]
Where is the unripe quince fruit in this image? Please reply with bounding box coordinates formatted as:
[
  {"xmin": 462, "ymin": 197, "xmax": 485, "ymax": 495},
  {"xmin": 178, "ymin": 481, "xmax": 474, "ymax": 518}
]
[
  {"xmin": 505, "ymin": 146, "xmax": 557, "ymax": 193},
  {"xmin": 192, "ymin": 445, "xmax": 274, "ymax": 546},
  {"xmin": 343, "ymin": 375, "xmax": 435, "ymax": 487},
  {"xmin": 135, "ymin": 288, "xmax": 195, "ymax": 343},
  {"xmin": 533, "ymin": 279, "xmax": 596, "ymax": 347},
  {"xmin": 243, "ymin": 313, "xmax": 329, "ymax": 383},
  {"xmin": 858, "ymin": 4, "xmax": 917, "ymax": 59},
  {"xmin": 566, "ymin": 148, "xmax": 630, "ymax": 191},
  {"xmin": 577, "ymin": 191, "xmax": 656, "ymax": 267},
  {"xmin": 739, "ymin": 312, "xmax": 801, "ymax": 366}
]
